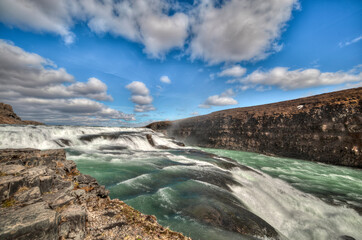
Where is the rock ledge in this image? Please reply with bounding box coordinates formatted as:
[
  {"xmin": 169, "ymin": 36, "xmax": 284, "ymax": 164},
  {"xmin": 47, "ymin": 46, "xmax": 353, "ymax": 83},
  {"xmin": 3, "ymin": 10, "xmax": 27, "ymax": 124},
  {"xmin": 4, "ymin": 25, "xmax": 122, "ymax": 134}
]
[{"xmin": 0, "ymin": 148, "xmax": 190, "ymax": 240}]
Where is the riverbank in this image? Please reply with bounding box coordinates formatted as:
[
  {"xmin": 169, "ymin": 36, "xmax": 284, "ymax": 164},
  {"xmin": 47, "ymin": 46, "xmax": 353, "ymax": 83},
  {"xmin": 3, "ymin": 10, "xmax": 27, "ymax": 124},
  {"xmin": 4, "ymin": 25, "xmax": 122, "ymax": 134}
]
[
  {"xmin": 0, "ymin": 148, "xmax": 190, "ymax": 240},
  {"xmin": 147, "ymin": 87, "xmax": 362, "ymax": 168}
]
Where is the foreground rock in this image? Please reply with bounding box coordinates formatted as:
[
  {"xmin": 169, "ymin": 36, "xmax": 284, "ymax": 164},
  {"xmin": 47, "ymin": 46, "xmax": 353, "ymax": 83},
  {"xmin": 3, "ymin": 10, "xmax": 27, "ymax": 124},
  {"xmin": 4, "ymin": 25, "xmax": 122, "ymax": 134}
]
[
  {"xmin": 0, "ymin": 103, "xmax": 43, "ymax": 125},
  {"xmin": 147, "ymin": 87, "xmax": 362, "ymax": 168},
  {"xmin": 0, "ymin": 149, "xmax": 190, "ymax": 240}
]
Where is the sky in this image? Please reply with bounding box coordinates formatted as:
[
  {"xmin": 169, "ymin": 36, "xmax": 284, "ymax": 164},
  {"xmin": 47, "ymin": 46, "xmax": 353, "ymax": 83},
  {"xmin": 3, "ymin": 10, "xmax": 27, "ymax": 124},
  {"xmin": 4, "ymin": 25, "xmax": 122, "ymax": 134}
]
[{"xmin": 0, "ymin": 0, "xmax": 361, "ymax": 126}]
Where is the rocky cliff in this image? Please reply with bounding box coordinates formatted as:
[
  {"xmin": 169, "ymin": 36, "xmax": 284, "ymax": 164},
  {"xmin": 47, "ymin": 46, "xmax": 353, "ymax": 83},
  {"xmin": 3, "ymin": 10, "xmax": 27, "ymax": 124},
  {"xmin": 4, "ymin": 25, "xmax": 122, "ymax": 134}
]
[
  {"xmin": 0, "ymin": 103, "xmax": 43, "ymax": 125},
  {"xmin": 0, "ymin": 149, "xmax": 190, "ymax": 240},
  {"xmin": 147, "ymin": 87, "xmax": 362, "ymax": 168}
]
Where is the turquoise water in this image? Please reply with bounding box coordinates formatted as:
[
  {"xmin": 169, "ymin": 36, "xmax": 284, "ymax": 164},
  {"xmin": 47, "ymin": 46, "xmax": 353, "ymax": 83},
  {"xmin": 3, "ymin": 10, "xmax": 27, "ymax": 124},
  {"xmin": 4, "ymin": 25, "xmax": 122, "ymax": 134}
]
[
  {"xmin": 1, "ymin": 125, "xmax": 361, "ymax": 240},
  {"xmin": 71, "ymin": 147, "xmax": 362, "ymax": 240},
  {"xmin": 72, "ymin": 150, "xmax": 256, "ymax": 240},
  {"xmin": 200, "ymin": 148, "xmax": 362, "ymax": 213}
]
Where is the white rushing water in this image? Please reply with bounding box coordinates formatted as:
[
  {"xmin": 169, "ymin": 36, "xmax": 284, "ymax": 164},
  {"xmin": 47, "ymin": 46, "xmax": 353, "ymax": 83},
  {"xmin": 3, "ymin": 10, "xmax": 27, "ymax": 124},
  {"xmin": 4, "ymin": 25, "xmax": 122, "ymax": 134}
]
[
  {"xmin": 0, "ymin": 124, "xmax": 361, "ymax": 240},
  {"xmin": 231, "ymin": 169, "xmax": 362, "ymax": 240},
  {"xmin": 0, "ymin": 124, "xmax": 179, "ymax": 150}
]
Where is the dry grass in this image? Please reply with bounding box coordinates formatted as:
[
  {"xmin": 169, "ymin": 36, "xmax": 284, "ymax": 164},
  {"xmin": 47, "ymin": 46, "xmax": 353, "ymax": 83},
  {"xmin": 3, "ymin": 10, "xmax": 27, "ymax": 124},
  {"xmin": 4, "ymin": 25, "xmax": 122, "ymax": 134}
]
[{"xmin": 1, "ymin": 198, "xmax": 16, "ymax": 208}]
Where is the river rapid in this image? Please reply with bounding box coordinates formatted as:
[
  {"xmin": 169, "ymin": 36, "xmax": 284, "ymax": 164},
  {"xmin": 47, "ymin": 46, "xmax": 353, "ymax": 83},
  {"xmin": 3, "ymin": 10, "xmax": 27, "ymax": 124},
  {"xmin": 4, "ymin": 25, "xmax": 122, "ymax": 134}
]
[{"xmin": 0, "ymin": 125, "xmax": 361, "ymax": 240}]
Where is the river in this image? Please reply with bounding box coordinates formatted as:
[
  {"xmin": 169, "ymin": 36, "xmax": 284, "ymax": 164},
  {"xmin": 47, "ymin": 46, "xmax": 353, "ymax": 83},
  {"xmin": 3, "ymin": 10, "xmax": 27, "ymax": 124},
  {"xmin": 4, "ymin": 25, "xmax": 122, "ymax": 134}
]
[{"xmin": 0, "ymin": 125, "xmax": 361, "ymax": 240}]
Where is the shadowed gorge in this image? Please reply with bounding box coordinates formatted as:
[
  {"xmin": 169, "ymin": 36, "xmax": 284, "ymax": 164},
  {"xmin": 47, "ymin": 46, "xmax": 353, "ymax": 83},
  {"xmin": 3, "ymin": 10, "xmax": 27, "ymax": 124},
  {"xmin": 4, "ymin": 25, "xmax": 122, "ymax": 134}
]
[{"xmin": 147, "ymin": 88, "xmax": 362, "ymax": 168}]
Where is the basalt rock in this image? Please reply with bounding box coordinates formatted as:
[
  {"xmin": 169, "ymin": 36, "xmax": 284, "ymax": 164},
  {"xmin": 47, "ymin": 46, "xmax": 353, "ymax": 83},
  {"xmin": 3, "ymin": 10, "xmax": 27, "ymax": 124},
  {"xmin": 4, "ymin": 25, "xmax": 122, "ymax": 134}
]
[
  {"xmin": 147, "ymin": 87, "xmax": 362, "ymax": 168},
  {"xmin": 0, "ymin": 149, "xmax": 190, "ymax": 240},
  {"xmin": 0, "ymin": 103, "xmax": 43, "ymax": 125}
]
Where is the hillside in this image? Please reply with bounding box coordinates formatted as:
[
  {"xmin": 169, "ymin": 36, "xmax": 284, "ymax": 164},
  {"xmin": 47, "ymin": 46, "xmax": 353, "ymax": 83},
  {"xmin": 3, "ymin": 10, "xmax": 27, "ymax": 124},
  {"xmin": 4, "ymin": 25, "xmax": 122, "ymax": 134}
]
[
  {"xmin": 0, "ymin": 103, "xmax": 43, "ymax": 125},
  {"xmin": 147, "ymin": 87, "xmax": 362, "ymax": 167}
]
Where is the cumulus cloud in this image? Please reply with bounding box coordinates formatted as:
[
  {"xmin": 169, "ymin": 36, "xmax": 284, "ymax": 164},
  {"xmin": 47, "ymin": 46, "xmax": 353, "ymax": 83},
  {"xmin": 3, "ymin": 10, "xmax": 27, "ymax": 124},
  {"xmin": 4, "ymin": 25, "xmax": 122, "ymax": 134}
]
[
  {"xmin": 237, "ymin": 66, "xmax": 362, "ymax": 90},
  {"xmin": 0, "ymin": 0, "xmax": 298, "ymax": 63},
  {"xmin": 190, "ymin": 0, "xmax": 298, "ymax": 63},
  {"xmin": 0, "ymin": 0, "xmax": 189, "ymax": 57},
  {"xmin": 0, "ymin": 40, "xmax": 134, "ymax": 125},
  {"xmin": 125, "ymin": 81, "xmax": 150, "ymax": 96},
  {"xmin": 218, "ymin": 65, "xmax": 247, "ymax": 77},
  {"xmin": 0, "ymin": 0, "xmax": 77, "ymax": 44},
  {"xmin": 160, "ymin": 75, "xmax": 171, "ymax": 84},
  {"xmin": 126, "ymin": 81, "xmax": 155, "ymax": 112},
  {"xmin": 0, "ymin": 40, "xmax": 73, "ymax": 87},
  {"xmin": 67, "ymin": 77, "xmax": 113, "ymax": 101},
  {"xmin": 199, "ymin": 89, "xmax": 238, "ymax": 108}
]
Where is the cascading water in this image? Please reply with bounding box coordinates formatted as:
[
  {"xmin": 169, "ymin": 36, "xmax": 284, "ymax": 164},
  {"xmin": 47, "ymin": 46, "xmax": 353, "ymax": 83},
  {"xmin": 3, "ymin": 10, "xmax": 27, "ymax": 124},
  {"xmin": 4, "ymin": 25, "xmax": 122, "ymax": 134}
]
[{"xmin": 0, "ymin": 124, "xmax": 361, "ymax": 240}]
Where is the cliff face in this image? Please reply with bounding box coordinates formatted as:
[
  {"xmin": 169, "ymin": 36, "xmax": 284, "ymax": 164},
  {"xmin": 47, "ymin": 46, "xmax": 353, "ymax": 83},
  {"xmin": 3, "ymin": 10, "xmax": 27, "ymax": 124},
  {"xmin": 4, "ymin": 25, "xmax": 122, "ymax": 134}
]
[
  {"xmin": 0, "ymin": 149, "xmax": 189, "ymax": 240},
  {"xmin": 147, "ymin": 87, "xmax": 362, "ymax": 168},
  {"xmin": 0, "ymin": 103, "xmax": 43, "ymax": 125}
]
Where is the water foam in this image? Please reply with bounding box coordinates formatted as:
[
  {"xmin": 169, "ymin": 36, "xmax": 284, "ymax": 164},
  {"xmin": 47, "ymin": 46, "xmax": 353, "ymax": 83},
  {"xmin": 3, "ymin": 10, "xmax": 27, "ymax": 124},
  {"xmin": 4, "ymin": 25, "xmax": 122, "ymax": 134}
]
[
  {"xmin": 0, "ymin": 124, "xmax": 179, "ymax": 152},
  {"xmin": 231, "ymin": 169, "xmax": 362, "ymax": 240}
]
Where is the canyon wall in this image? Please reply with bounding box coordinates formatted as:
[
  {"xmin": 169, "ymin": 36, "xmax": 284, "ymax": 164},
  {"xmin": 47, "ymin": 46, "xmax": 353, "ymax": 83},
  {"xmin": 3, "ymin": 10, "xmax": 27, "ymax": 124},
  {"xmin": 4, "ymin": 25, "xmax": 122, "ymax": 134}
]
[
  {"xmin": 0, "ymin": 103, "xmax": 43, "ymax": 125},
  {"xmin": 147, "ymin": 88, "xmax": 362, "ymax": 168}
]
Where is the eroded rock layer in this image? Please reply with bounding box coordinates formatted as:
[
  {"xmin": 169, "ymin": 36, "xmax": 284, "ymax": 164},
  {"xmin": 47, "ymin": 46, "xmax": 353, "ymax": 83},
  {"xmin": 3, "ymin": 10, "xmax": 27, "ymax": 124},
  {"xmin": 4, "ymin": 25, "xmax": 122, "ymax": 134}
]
[
  {"xmin": 0, "ymin": 149, "xmax": 190, "ymax": 240},
  {"xmin": 147, "ymin": 88, "xmax": 362, "ymax": 167}
]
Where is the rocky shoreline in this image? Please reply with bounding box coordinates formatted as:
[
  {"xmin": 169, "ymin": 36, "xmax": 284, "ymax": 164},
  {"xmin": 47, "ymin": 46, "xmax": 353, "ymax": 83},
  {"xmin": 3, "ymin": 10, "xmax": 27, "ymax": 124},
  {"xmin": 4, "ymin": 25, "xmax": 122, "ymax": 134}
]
[
  {"xmin": 0, "ymin": 148, "xmax": 190, "ymax": 240},
  {"xmin": 147, "ymin": 87, "xmax": 362, "ymax": 168}
]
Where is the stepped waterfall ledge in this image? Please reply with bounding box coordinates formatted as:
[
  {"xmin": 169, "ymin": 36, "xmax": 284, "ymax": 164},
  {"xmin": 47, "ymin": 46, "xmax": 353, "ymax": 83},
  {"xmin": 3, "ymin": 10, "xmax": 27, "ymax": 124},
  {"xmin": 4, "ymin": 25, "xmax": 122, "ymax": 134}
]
[{"xmin": 0, "ymin": 124, "xmax": 361, "ymax": 240}]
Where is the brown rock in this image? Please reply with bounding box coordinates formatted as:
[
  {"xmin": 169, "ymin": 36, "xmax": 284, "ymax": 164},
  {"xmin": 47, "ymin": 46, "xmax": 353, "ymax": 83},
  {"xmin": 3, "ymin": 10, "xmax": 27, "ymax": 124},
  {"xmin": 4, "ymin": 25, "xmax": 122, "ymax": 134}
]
[
  {"xmin": 0, "ymin": 148, "xmax": 191, "ymax": 240},
  {"xmin": 147, "ymin": 87, "xmax": 362, "ymax": 168}
]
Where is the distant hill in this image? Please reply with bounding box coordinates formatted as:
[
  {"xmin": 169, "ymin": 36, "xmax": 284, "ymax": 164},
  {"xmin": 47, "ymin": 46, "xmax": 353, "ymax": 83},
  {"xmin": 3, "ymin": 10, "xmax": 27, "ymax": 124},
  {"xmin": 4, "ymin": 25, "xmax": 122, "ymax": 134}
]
[
  {"xmin": 0, "ymin": 103, "xmax": 43, "ymax": 125},
  {"xmin": 147, "ymin": 87, "xmax": 362, "ymax": 168}
]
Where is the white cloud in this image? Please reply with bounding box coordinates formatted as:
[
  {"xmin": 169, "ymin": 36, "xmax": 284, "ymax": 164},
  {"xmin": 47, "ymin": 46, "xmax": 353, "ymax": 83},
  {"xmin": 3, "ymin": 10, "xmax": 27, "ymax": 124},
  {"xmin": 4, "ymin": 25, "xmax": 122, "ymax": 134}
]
[
  {"xmin": 218, "ymin": 65, "xmax": 247, "ymax": 77},
  {"xmin": 0, "ymin": 39, "xmax": 134, "ymax": 125},
  {"xmin": 131, "ymin": 95, "xmax": 153, "ymax": 105},
  {"xmin": 67, "ymin": 77, "xmax": 113, "ymax": 101},
  {"xmin": 339, "ymin": 35, "xmax": 362, "ymax": 48},
  {"xmin": 160, "ymin": 75, "xmax": 171, "ymax": 84},
  {"xmin": 139, "ymin": 12, "xmax": 189, "ymax": 58},
  {"xmin": 0, "ymin": 0, "xmax": 77, "ymax": 44},
  {"xmin": 126, "ymin": 81, "xmax": 155, "ymax": 112},
  {"xmin": 190, "ymin": 0, "xmax": 298, "ymax": 63},
  {"xmin": 0, "ymin": 39, "xmax": 73, "ymax": 86},
  {"xmin": 199, "ymin": 89, "xmax": 238, "ymax": 108},
  {"xmin": 125, "ymin": 81, "xmax": 150, "ymax": 96},
  {"xmin": 134, "ymin": 104, "xmax": 156, "ymax": 113},
  {"xmin": 238, "ymin": 65, "xmax": 362, "ymax": 90},
  {"xmin": 190, "ymin": 111, "xmax": 199, "ymax": 116},
  {"xmin": 0, "ymin": 0, "xmax": 298, "ymax": 63},
  {"xmin": 0, "ymin": 0, "xmax": 189, "ymax": 57}
]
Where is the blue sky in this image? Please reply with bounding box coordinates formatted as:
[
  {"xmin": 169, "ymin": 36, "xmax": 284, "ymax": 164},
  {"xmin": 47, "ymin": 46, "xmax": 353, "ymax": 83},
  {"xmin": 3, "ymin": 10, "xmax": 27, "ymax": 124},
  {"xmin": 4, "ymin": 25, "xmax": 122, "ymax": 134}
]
[{"xmin": 0, "ymin": 0, "xmax": 361, "ymax": 126}]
